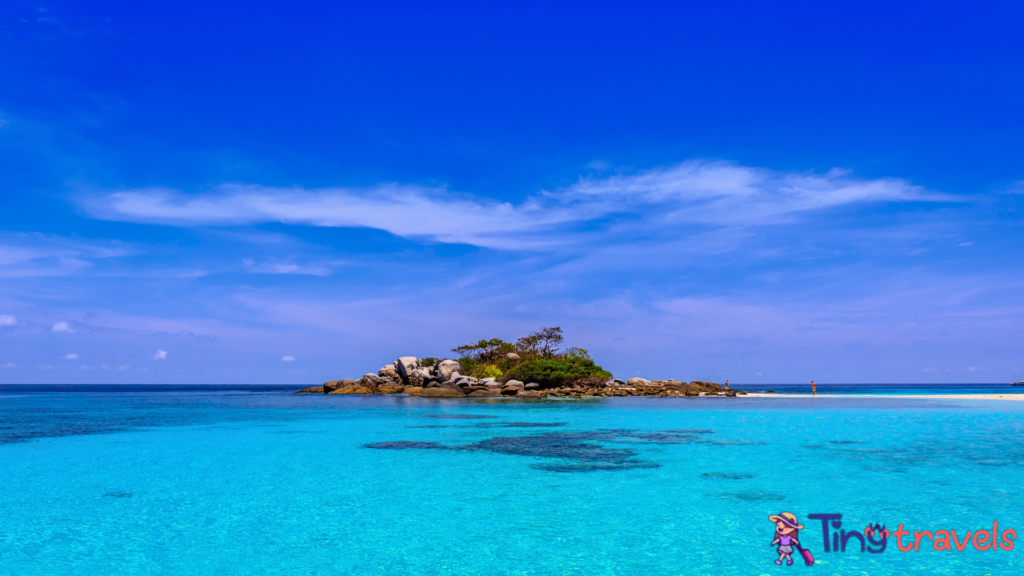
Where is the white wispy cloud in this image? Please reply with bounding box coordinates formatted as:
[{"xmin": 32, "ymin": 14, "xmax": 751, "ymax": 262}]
[
  {"xmin": 77, "ymin": 161, "xmax": 948, "ymax": 250},
  {"xmin": 51, "ymin": 321, "xmax": 73, "ymax": 333},
  {"xmin": 0, "ymin": 314, "xmax": 16, "ymax": 326},
  {"xmin": 1003, "ymin": 180, "xmax": 1024, "ymax": 195},
  {"xmin": 64, "ymin": 353, "xmax": 78, "ymax": 359},
  {"xmin": 281, "ymin": 355, "xmax": 295, "ymax": 362},
  {"xmin": 153, "ymin": 349, "xmax": 167, "ymax": 360},
  {"xmin": 242, "ymin": 258, "xmax": 344, "ymax": 276},
  {"xmin": 0, "ymin": 233, "xmax": 135, "ymax": 277}
]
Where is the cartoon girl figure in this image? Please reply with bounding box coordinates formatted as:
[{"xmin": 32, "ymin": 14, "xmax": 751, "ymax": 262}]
[{"xmin": 769, "ymin": 512, "xmax": 804, "ymax": 566}]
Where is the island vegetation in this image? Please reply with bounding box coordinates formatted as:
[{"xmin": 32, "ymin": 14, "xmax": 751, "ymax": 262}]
[{"xmin": 444, "ymin": 327, "xmax": 611, "ymax": 387}]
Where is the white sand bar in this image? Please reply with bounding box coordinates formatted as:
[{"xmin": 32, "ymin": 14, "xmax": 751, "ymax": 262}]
[{"xmin": 743, "ymin": 393, "xmax": 1024, "ymax": 401}]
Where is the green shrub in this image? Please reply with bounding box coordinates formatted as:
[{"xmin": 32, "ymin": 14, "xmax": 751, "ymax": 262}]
[
  {"xmin": 451, "ymin": 327, "xmax": 609, "ymax": 384},
  {"xmin": 561, "ymin": 347, "xmax": 592, "ymax": 361},
  {"xmin": 420, "ymin": 357, "xmax": 438, "ymax": 367},
  {"xmin": 454, "ymin": 357, "xmax": 503, "ymax": 379},
  {"xmin": 457, "ymin": 357, "xmax": 477, "ymax": 375},
  {"xmin": 473, "ymin": 364, "xmax": 503, "ymax": 379},
  {"xmin": 505, "ymin": 358, "xmax": 611, "ymax": 387},
  {"xmin": 451, "ymin": 338, "xmax": 513, "ymax": 364}
]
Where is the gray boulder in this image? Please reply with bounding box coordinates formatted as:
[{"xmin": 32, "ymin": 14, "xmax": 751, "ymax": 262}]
[
  {"xmin": 437, "ymin": 359, "xmax": 461, "ymax": 382},
  {"xmin": 504, "ymin": 380, "xmax": 525, "ymax": 389},
  {"xmin": 396, "ymin": 357, "xmax": 422, "ymax": 380},
  {"xmin": 411, "ymin": 367, "xmax": 434, "ymax": 384},
  {"xmin": 524, "ymin": 383, "xmax": 541, "ymax": 390},
  {"xmin": 467, "ymin": 389, "xmax": 498, "ymax": 397},
  {"xmin": 378, "ymin": 366, "xmax": 402, "ymax": 383},
  {"xmin": 439, "ymin": 380, "xmax": 463, "ymax": 392},
  {"xmin": 411, "ymin": 387, "xmax": 465, "ymax": 398},
  {"xmin": 324, "ymin": 379, "xmax": 359, "ymax": 393},
  {"xmin": 613, "ymin": 379, "xmax": 626, "ymax": 386},
  {"xmin": 516, "ymin": 390, "xmax": 541, "ymax": 399}
]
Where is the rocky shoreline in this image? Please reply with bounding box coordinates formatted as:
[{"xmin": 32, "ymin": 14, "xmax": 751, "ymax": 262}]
[{"xmin": 296, "ymin": 356, "xmax": 745, "ymax": 399}]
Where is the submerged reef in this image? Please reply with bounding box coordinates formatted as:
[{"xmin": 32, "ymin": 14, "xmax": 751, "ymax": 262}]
[
  {"xmin": 296, "ymin": 356, "xmax": 745, "ymax": 399},
  {"xmin": 365, "ymin": 428, "xmax": 719, "ymax": 472}
]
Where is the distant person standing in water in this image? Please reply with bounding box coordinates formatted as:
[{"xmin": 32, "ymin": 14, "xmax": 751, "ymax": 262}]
[{"xmin": 811, "ymin": 381, "xmax": 816, "ymax": 395}]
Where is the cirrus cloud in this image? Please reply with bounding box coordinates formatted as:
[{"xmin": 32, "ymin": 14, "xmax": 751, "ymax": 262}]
[{"xmin": 76, "ymin": 161, "xmax": 949, "ymax": 250}]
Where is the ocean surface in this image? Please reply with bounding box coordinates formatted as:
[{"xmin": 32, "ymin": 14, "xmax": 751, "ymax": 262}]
[{"xmin": 2, "ymin": 384, "xmax": 1024, "ymax": 575}]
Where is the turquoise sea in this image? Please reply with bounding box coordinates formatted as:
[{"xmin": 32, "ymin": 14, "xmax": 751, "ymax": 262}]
[{"xmin": 2, "ymin": 384, "xmax": 1024, "ymax": 575}]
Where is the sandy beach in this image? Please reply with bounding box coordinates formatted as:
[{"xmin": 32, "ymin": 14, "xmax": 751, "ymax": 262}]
[{"xmin": 743, "ymin": 393, "xmax": 1024, "ymax": 400}]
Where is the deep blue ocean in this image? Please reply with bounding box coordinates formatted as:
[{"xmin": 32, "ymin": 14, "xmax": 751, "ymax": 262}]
[{"xmin": 2, "ymin": 384, "xmax": 1024, "ymax": 575}]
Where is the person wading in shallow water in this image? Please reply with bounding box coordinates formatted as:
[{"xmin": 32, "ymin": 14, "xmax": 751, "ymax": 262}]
[{"xmin": 811, "ymin": 381, "xmax": 816, "ymax": 395}]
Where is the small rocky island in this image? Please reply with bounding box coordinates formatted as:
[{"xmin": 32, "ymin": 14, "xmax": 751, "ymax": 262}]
[{"xmin": 297, "ymin": 327, "xmax": 742, "ymax": 399}]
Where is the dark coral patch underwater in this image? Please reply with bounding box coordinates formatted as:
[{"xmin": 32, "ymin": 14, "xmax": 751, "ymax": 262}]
[
  {"xmin": 422, "ymin": 414, "xmax": 495, "ymax": 419},
  {"xmin": 701, "ymin": 472, "xmax": 757, "ymax": 479},
  {"xmin": 714, "ymin": 491, "xmax": 787, "ymax": 502},
  {"xmin": 406, "ymin": 422, "xmax": 568, "ymax": 429},
  {"xmin": 366, "ymin": 428, "xmax": 727, "ymax": 472}
]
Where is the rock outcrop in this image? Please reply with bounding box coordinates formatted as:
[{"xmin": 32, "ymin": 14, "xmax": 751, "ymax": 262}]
[
  {"xmin": 302, "ymin": 356, "xmax": 745, "ymax": 399},
  {"xmin": 396, "ymin": 357, "xmax": 422, "ymax": 383},
  {"xmin": 437, "ymin": 359, "xmax": 461, "ymax": 382},
  {"xmin": 411, "ymin": 387, "xmax": 465, "ymax": 398}
]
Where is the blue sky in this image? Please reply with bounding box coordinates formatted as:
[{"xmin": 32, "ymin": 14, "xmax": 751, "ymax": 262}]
[{"xmin": 1, "ymin": 1, "xmax": 1022, "ymax": 384}]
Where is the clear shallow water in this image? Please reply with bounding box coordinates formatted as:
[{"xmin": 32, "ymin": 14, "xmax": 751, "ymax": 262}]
[{"xmin": 2, "ymin": 385, "xmax": 1024, "ymax": 575}]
